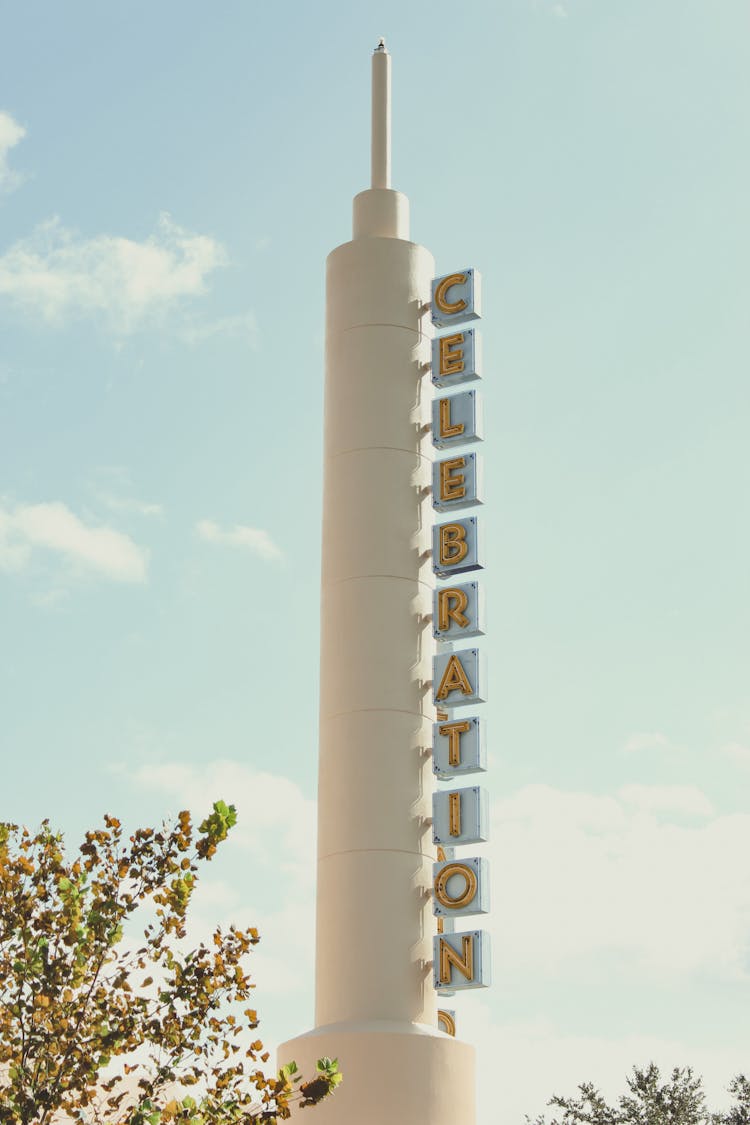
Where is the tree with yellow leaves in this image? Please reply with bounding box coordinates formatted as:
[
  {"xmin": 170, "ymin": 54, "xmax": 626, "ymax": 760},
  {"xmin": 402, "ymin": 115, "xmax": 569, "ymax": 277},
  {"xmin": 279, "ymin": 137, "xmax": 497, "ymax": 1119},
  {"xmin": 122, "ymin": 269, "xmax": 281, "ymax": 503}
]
[{"xmin": 0, "ymin": 803, "xmax": 340, "ymax": 1123}]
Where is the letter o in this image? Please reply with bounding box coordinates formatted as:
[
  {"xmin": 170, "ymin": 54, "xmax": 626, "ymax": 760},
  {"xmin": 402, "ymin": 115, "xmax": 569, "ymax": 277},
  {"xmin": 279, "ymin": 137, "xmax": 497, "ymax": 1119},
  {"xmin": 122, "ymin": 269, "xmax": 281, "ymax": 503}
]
[{"xmin": 434, "ymin": 861, "xmax": 478, "ymax": 910}]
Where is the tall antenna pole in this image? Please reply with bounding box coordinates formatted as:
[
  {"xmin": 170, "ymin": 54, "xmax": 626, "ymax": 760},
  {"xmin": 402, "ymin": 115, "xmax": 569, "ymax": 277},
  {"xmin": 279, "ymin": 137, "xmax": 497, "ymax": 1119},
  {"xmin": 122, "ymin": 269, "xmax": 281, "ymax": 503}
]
[
  {"xmin": 278, "ymin": 44, "xmax": 476, "ymax": 1124},
  {"xmin": 371, "ymin": 40, "xmax": 391, "ymax": 188}
]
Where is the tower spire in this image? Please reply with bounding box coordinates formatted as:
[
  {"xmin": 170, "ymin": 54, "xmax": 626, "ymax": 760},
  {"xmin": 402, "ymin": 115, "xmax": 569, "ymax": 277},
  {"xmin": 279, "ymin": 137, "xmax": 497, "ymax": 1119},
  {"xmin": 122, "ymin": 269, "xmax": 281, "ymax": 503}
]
[
  {"xmin": 371, "ymin": 39, "xmax": 391, "ymax": 189},
  {"xmin": 353, "ymin": 41, "xmax": 407, "ymax": 239}
]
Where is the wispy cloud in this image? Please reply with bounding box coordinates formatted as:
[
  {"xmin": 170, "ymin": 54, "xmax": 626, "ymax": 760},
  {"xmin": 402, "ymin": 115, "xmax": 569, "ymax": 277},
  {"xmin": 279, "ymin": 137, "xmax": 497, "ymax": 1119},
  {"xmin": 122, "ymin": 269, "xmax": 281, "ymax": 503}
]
[
  {"xmin": 622, "ymin": 731, "xmax": 680, "ymax": 754},
  {"xmin": 0, "ymin": 500, "xmax": 148, "ymax": 582},
  {"xmin": 180, "ymin": 310, "xmax": 258, "ymax": 348},
  {"xmin": 30, "ymin": 587, "xmax": 70, "ymax": 610},
  {"xmin": 531, "ymin": 0, "xmax": 569, "ymax": 16},
  {"xmin": 0, "ymin": 213, "xmax": 226, "ymax": 332},
  {"xmin": 0, "ymin": 111, "xmax": 26, "ymax": 192},
  {"xmin": 722, "ymin": 741, "xmax": 750, "ymax": 769},
  {"xmin": 95, "ymin": 492, "xmax": 164, "ymax": 518},
  {"xmin": 196, "ymin": 519, "xmax": 283, "ymax": 562},
  {"xmin": 90, "ymin": 466, "xmax": 163, "ymax": 516}
]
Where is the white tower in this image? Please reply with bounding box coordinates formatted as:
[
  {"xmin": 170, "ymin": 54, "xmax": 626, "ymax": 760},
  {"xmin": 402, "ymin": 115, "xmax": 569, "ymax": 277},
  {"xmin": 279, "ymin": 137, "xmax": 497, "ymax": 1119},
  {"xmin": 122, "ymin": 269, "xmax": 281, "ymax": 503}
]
[{"xmin": 278, "ymin": 45, "xmax": 477, "ymax": 1123}]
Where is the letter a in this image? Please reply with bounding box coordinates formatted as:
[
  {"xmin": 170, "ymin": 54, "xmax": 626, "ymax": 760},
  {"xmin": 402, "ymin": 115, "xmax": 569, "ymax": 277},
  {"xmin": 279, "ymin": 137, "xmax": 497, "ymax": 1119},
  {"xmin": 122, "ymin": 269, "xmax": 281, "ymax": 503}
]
[{"xmin": 436, "ymin": 653, "xmax": 473, "ymax": 702}]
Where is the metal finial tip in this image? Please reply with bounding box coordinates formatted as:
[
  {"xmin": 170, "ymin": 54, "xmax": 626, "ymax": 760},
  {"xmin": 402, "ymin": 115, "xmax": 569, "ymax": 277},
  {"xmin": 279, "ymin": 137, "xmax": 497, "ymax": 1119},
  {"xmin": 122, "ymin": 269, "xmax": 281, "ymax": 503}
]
[{"xmin": 375, "ymin": 37, "xmax": 386, "ymax": 51}]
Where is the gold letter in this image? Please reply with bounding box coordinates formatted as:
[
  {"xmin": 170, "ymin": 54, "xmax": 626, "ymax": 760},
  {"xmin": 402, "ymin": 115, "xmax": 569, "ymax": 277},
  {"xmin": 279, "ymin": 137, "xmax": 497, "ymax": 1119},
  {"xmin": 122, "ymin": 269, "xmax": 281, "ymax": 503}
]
[
  {"xmin": 439, "ymin": 934, "xmax": 474, "ymax": 985},
  {"xmin": 437, "ymin": 1009, "xmax": 456, "ymax": 1036},
  {"xmin": 438, "ymin": 588, "xmax": 469, "ymax": 633},
  {"xmin": 434, "ymin": 861, "xmax": 478, "ymax": 910},
  {"xmin": 439, "ymin": 523, "xmax": 468, "ymax": 567},
  {"xmin": 448, "ymin": 791, "xmax": 461, "ymax": 837},
  {"xmin": 439, "ymin": 396, "xmax": 465, "ymax": 440},
  {"xmin": 435, "ymin": 274, "xmax": 468, "ymax": 317},
  {"xmin": 439, "ymin": 332, "xmax": 465, "ymax": 376},
  {"xmin": 439, "ymin": 719, "xmax": 471, "ymax": 766},
  {"xmin": 436, "ymin": 653, "xmax": 474, "ymax": 702},
  {"xmin": 439, "ymin": 457, "xmax": 466, "ymax": 503}
]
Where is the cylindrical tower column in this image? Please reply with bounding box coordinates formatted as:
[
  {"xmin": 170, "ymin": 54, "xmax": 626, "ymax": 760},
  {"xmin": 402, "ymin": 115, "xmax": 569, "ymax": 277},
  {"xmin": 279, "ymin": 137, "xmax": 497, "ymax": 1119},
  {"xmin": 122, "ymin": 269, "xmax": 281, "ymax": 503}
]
[
  {"xmin": 315, "ymin": 201, "xmax": 434, "ymax": 1031},
  {"xmin": 278, "ymin": 44, "xmax": 476, "ymax": 1124}
]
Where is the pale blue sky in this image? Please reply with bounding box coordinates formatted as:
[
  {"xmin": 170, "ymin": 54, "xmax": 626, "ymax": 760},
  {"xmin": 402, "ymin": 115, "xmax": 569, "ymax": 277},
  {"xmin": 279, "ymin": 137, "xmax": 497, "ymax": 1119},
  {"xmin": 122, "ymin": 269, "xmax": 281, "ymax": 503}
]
[{"xmin": 1, "ymin": 2, "xmax": 749, "ymax": 1121}]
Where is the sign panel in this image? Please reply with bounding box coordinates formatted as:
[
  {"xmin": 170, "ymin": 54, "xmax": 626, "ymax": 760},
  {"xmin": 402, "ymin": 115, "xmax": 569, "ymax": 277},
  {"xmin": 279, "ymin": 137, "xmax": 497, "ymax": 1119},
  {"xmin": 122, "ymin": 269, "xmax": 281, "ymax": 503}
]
[
  {"xmin": 431, "ymin": 269, "xmax": 482, "ymax": 328},
  {"xmin": 433, "ymin": 856, "xmax": 490, "ymax": 918},
  {"xmin": 432, "ymin": 517, "xmax": 483, "ymax": 578},
  {"xmin": 430, "ymin": 266, "xmax": 490, "ymax": 1009},
  {"xmin": 432, "ymin": 716, "xmax": 486, "ymax": 778},
  {"xmin": 433, "ymin": 581, "xmax": 485, "ymax": 641},
  {"xmin": 432, "ymin": 648, "xmax": 486, "ymax": 707},
  {"xmin": 433, "ymin": 929, "xmax": 491, "ymax": 992},
  {"xmin": 432, "ymin": 786, "xmax": 489, "ymax": 846},
  {"xmin": 432, "ymin": 452, "xmax": 482, "ymax": 512},
  {"xmin": 432, "ymin": 389, "xmax": 483, "ymax": 449},
  {"xmin": 431, "ymin": 328, "xmax": 481, "ymax": 389}
]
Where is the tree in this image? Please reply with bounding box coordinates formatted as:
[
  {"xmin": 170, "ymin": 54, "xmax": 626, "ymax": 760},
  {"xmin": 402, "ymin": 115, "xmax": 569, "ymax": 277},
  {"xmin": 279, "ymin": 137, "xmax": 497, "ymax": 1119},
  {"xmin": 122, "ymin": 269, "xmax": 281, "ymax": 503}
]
[
  {"xmin": 0, "ymin": 805, "xmax": 341, "ymax": 1124},
  {"xmin": 528, "ymin": 1064, "xmax": 749, "ymax": 1125},
  {"xmin": 721, "ymin": 1077, "xmax": 750, "ymax": 1125}
]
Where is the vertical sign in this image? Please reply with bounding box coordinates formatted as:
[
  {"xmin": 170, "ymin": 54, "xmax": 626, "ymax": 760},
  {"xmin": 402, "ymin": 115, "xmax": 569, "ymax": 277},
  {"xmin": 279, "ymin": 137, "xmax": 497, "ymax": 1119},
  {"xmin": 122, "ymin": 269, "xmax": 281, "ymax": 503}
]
[{"xmin": 430, "ymin": 269, "xmax": 491, "ymax": 1023}]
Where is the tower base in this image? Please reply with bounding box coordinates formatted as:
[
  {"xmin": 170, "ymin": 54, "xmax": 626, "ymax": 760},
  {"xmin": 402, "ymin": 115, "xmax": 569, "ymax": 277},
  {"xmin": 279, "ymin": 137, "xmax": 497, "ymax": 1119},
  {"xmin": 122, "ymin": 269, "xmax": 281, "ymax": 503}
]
[{"xmin": 278, "ymin": 1020, "xmax": 476, "ymax": 1125}]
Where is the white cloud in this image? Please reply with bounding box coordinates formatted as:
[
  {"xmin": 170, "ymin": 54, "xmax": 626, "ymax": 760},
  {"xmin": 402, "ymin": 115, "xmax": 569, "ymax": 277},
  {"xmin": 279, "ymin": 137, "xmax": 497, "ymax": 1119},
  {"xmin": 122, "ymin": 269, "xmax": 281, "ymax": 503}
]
[
  {"xmin": 618, "ymin": 783, "xmax": 714, "ymax": 818},
  {"xmin": 0, "ymin": 213, "xmax": 226, "ymax": 331},
  {"xmin": 489, "ymin": 785, "xmax": 750, "ymax": 979},
  {"xmin": 0, "ymin": 500, "xmax": 148, "ymax": 582},
  {"xmin": 124, "ymin": 760, "xmax": 315, "ymax": 886},
  {"xmin": 115, "ymin": 764, "xmax": 750, "ymax": 1120},
  {"xmin": 196, "ymin": 519, "xmax": 283, "ymax": 562},
  {"xmin": 119, "ymin": 759, "xmax": 317, "ymax": 1015},
  {"xmin": 622, "ymin": 731, "xmax": 679, "ymax": 754},
  {"xmin": 461, "ymin": 1005, "xmax": 750, "ymax": 1125},
  {"xmin": 0, "ymin": 111, "xmax": 26, "ymax": 192}
]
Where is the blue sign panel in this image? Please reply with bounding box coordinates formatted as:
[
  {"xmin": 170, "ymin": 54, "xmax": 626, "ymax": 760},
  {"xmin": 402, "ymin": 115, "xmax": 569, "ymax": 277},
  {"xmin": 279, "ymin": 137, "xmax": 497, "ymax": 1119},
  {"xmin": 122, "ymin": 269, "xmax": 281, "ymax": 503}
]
[
  {"xmin": 432, "ymin": 389, "xmax": 483, "ymax": 449},
  {"xmin": 433, "ymin": 581, "xmax": 485, "ymax": 641},
  {"xmin": 432, "ymin": 452, "xmax": 482, "ymax": 513},
  {"xmin": 433, "ymin": 929, "xmax": 491, "ymax": 992},
  {"xmin": 433, "ymin": 648, "xmax": 486, "ymax": 707},
  {"xmin": 433, "ymin": 856, "xmax": 490, "ymax": 918},
  {"xmin": 431, "ymin": 328, "xmax": 481, "ymax": 389},
  {"xmin": 431, "ymin": 269, "xmax": 482, "ymax": 328},
  {"xmin": 432, "ymin": 786, "xmax": 489, "ymax": 846},
  {"xmin": 432, "ymin": 716, "xmax": 487, "ymax": 779},
  {"xmin": 432, "ymin": 517, "xmax": 483, "ymax": 578}
]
